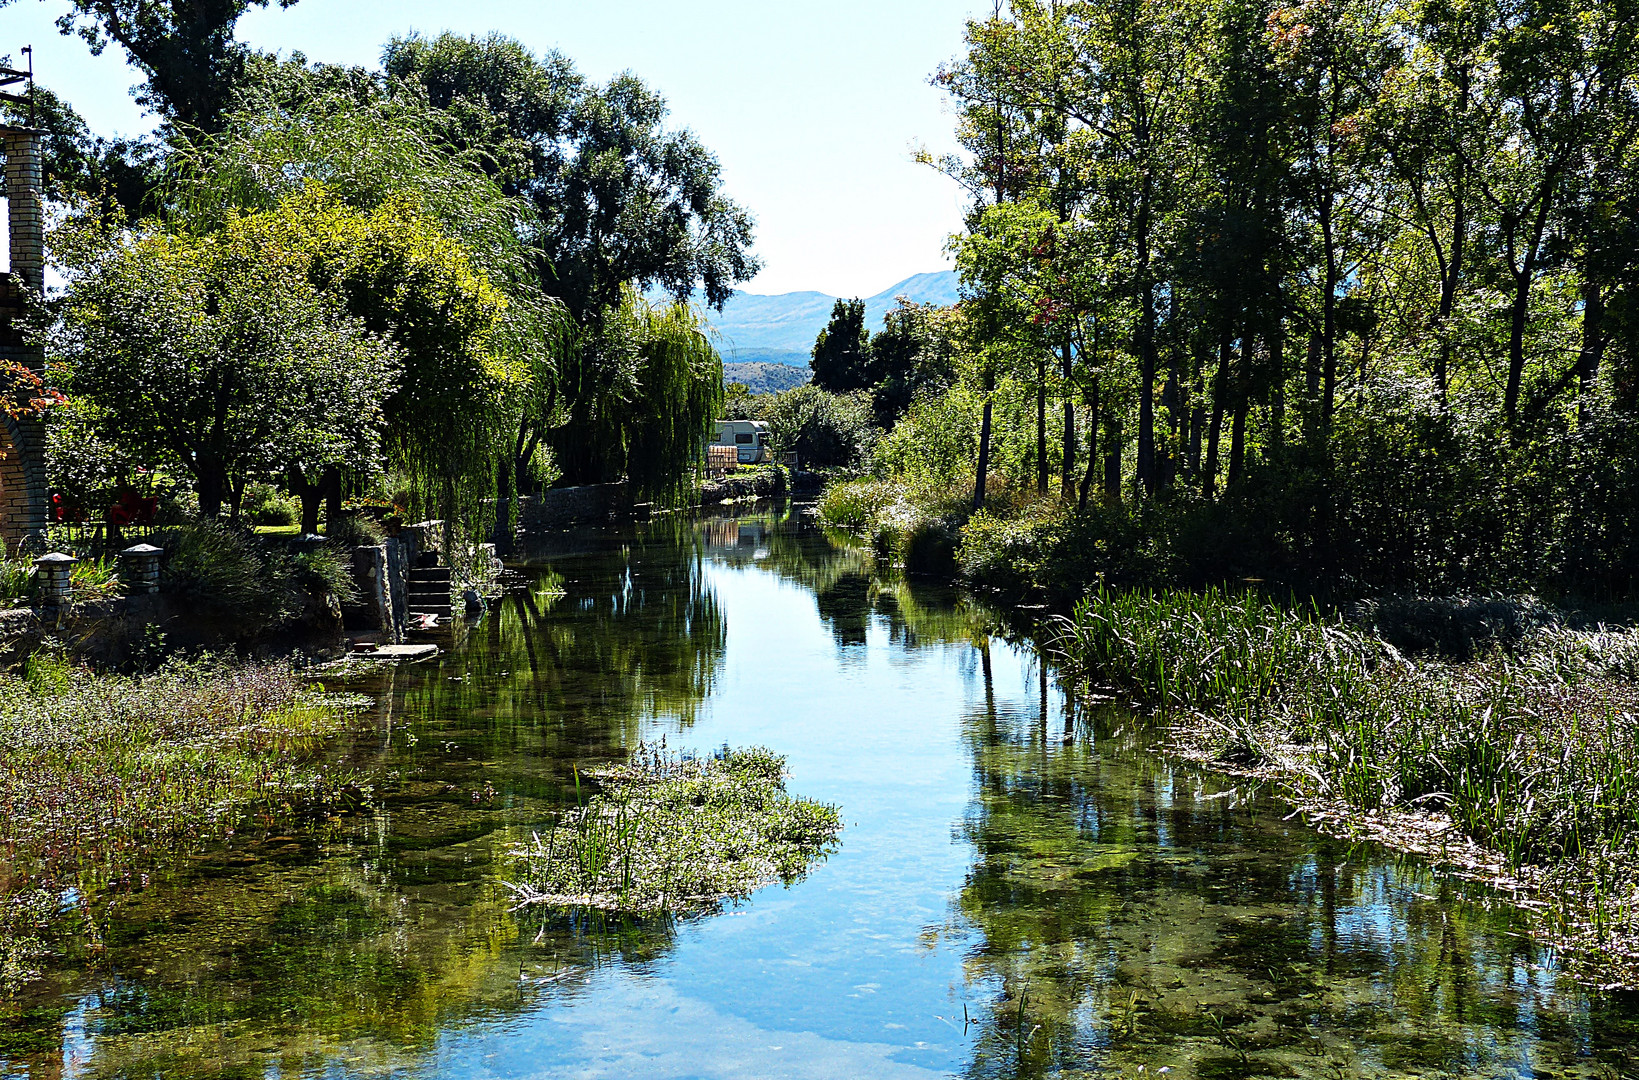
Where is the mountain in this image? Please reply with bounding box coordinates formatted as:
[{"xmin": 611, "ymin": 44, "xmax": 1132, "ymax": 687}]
[
  {"xmin": 722, "ymin": 362, "xmax": 811, "ymax": 394},
  {"xmin": 702, "ymin": 270, "xmax": 959, "ymax": 368}
]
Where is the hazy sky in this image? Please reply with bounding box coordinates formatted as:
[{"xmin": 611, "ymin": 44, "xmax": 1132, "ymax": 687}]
[{"xmin": 2, "ymin": 0, "xmax": 980, "ymax": 297}]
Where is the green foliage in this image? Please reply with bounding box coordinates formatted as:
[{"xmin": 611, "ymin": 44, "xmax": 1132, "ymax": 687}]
[
  {"xmin": 242, "ymin": 482, "xmax": 299, "ymax": 527},
  {"xmin": 382, "ymin": 32, "xmax": 760, "ymax": 320},
  {"xmin": 159, "ymin": 520, "xmax": 298, "ymax": 624},
  {"xmin": 811, "ymin": 298, "xmax": 874, "ymax": 393},
  {"xmin": 291, "ymin": 548, "xmax": 361, "ymax": 607},
  {"xmin": 907, "ymin": 0, "xmax": 1639, "ymax": 596},
  {"xmin": 509, "ymin": 743, "xmax": 841, "ymax": 914},
  {"xmin": 39, "ymin": 0, "xmax": 301, "ymax": 134},
  {"xmin": 547, "ymin": 291, "xmax": 723, "ymax": 505},
  {"xmin": 54, "ymin": 188, "xmax": 403, "ymax": 519},
  {"xmin": 763, "ymin": 386, "xmax": 879, "ymax": 469}
]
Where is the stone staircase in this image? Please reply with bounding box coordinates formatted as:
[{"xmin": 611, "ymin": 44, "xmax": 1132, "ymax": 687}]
[{"xmin": 407, "ymin": 566, "xmax": 453, "ymax": 619}]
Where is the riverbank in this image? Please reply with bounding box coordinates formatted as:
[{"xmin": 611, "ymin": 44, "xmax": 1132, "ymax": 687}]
[
  {"xmin": 0, "ymin": 653, "xmax": 369, "ymax": 989},
  {"xmin": 1048, "ymin": 587, "xmax": 1639, "ymax": 983}
]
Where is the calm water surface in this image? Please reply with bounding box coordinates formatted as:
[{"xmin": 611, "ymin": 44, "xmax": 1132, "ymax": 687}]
[{"xmin": 3, "ymin": 509, "xmax": 1637, "ymax": 1079}]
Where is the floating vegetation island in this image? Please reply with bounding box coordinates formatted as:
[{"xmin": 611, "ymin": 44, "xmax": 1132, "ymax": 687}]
[{"xmin": 507, "ymin": 744, "xmax": 842, "ymax": 914}]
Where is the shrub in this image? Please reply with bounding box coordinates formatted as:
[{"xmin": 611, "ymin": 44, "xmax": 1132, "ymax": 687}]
[
  {"xmin": 157, "ymin": 520, "xmax": 300, "ymax": 628},
  {"xmin": 764, "ymin": 386, "xmax": 879, "ymax": 468},
  {"xmin": 242, "ymin": 482, "xmax": 300, "ymax": 527}
]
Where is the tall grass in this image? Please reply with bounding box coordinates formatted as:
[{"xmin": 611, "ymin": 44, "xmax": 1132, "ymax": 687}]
[{"xmin": 1048, "ymin": 587, "xmax": 1639, "ymax": 962}]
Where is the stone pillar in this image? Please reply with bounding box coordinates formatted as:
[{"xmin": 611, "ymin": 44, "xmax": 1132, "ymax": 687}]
[
  {"xmin": 34, "ymin": 551, "xmax": 74, "ymax": 608},
  {"xmin": 119, "ymin": 544, "xmax": 163, "ymax": 595}
]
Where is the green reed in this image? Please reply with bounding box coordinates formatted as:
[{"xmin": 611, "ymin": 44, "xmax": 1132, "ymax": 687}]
[{"xmin": 1048, "ymin": 587, "xmax": 1639, "ymax": 961}]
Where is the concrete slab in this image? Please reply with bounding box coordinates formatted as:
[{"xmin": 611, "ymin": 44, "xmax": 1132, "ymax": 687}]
[{"xmin": 369, "ymin": 644, "xmax": 439, "ymax": 661}]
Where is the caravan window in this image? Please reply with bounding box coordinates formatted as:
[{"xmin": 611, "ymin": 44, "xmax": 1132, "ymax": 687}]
[{"xmin": 735, "ymin": 433, "xmax": 753, "ymax": 444}]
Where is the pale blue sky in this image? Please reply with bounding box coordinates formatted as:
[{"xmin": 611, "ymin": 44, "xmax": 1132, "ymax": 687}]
[{"xmin": 2, "ymin": 0, "xmax": 979, "ymax": 296}]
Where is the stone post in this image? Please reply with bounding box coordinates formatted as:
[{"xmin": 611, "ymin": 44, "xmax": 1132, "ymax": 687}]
[
  {"xmin": 33, "ymin": 551, "xmax": 74, "ymax": 608},
  {"xmin": 119, "ymin": 544, "xmax": 162, "ymax": 595}
]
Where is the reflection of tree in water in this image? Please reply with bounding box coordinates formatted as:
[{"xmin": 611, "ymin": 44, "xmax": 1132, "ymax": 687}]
[
  {"xmin": 694, "ymin": 507, "xmax": 996, "ymax": 649},
  {"xmin": 1, "ymin": 525, "xmax": 729, "ymax": 1079},
  {"xmin": 950, "ymin": 642, "xmax": 1639, "ymax": 1080}
]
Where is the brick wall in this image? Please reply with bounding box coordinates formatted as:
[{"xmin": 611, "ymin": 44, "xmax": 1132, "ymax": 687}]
[{"xmin": 0, "ymin": 129, "xmax": 47, "ymax": 553}]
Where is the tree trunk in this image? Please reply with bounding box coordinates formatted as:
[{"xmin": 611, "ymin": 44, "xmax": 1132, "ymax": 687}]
[
  {"xmin": 1060, "ymin": 337, "xmax": 1076, "ymax": 500},
  {"xmin": 1103, "ymin": 417, "xmax": 1122, "ymax": 504},
  {"xmin": 1135, "ymin": 200, "xmax": 1157, "ymax": 495},
  {"xmin": 1321, "ymin": 198, "xmax": 1338, "ymax": 431},
  {"xmin": 1203, "ymin": 336, "xmax": 1230, "ymax": 498},
  {"xmin": 1435, "ymin": 66, "xmax": 1470, "ymax": 404},
  {"xmin": 1504, "ymin": 271, "xmax": 1530, "ymax": 425},
  {"xmin": 973, "ymin": 393, "xmax": 994, "ymax": 511},
  {"xmin": 1079, "ymin": 376, "xmax": 1100, "ymax": 509},
  {"xmin": 324, "ymin": 467, "xmax": 342, "ymax": 527},
  {"xmin": 1270, "ymin": 328, "xmax": 1286, "ymax": 457},
  {"xmin": 1036, "ymin": 351, "xmax": 1049, "ymax": 494},
  {"xmin": 288, "ymin": 465, "xmax": 325, "ymax": 536},
  {"xmin": 198, "ymin": 462, "xmax": 226, "ymax": 520},
  {"xmin": 1227, "ymin": 397, "xmax": 1248, "ymax": 490},
  {"xmin": 1578, "ymin": 276, "xmax": 1606, "ymax": 425}
]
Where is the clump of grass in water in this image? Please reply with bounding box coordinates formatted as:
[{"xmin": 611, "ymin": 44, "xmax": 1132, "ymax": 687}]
[
  {"xmin": 507, "ymin": 743, "xmax": 841, "ymax": 914},
  {"xmin": 1048, "ymin": 586, "xmax": 1639, "ymax": 978}
]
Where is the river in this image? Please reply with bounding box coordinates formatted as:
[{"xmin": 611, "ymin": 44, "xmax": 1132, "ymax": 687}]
[{"xmin": 3, "ymin": 507, "xmax": 1636, "ymax": 1079}]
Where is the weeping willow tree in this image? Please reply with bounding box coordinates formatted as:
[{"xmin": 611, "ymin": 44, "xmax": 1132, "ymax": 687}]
[
  {"xmin": 546, "ymin": 289, "xmax": 724, "ymax": 506},
  {"xmin": 160, "ymin": 90, "xmax": 572, "ymax": 537}
]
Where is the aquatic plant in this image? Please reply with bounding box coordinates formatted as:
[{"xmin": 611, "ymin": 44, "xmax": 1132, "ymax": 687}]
[
  {"xmin": 0, "ymin": 653, "xmax": 368, "ymax": 989},
  {"xmin": 507, "ymin": 743, "xmax": 841, "ymax": 914},
  {"xmin": 1048, "ymin": 586, "xmax": 1639, "ymax": 972}
]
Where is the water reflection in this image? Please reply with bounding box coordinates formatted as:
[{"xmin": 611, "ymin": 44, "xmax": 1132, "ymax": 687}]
[
  {"xmin": 949, "ymin": 647, "xmax": 1639, "ymax": 1079},
  {"xmin": 1, "ymin": 507, "xmax": 1636, "ymax": 1080}
]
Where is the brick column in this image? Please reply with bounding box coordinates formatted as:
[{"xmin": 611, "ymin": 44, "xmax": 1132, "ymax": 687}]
[
  {"xmin": 1, "ymin": 127, "xmax": 50, "ymax": 551},
  {"xmin": 3, "ymin": 128, "xmax": 43, "ymax": 294}
]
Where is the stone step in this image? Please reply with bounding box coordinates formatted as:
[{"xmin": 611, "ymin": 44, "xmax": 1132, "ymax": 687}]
[{"xmin": 408, "ymin": 568, "xmax": 452, "ymax": 583}]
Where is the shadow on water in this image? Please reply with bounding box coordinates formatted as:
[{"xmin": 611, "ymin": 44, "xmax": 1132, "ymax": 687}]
[{"xmin": 2, "ymin": 504, "xmax": 1637, "ymax": 1079}]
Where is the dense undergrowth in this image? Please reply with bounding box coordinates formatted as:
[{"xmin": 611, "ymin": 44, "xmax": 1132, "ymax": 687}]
[
  {"xmin": 0, "ymin": 652, "xmax": 368, "ymax": 989},
  {"xmin": 508, "ymin": 744, "xmax": 841, "ymax": 914},
  {"xmin": 1048, "ymin": 587, "xmax": 1639, "ymax": 971}
]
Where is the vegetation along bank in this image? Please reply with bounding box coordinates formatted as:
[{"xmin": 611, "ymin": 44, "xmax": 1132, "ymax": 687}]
[{"xmin": 0, "ymin": 653, "xmax": 369, "ymax": 990}]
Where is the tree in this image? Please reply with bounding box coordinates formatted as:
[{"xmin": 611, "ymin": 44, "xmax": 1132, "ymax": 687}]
[
  {"xmin": 869, "ymin": 299, "xmax": 957, "ymax": 426},
  {"xmin": 379, "ymin": 33, "xmax": 760, "ymax": 485},
  {"xmin": 810, "ymin": 299, "xmax": 874, "ymax": 392},
  {"xmin": 168, "ymin": 89, "xmax": 566, "ymax": 529},
  {"xmin": 54, "ymin": 203, "xmax": 398, "ymax": 520}
]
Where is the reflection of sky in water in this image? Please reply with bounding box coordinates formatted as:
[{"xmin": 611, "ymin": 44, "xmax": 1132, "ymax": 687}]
[{"xmin": 5, "ymin": 513, "xmax": 1638, "ymax": 1079}]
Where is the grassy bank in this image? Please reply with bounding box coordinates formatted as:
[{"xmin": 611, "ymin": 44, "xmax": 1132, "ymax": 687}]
[
  {"xmin": 507, "ymin": 744, "xmax": 841, "ymax": 914},
  {"xmin": 1047, "ymin": 587, "xmax": 1639, "ymax": 979},
  {"xmin": 0, "ymin": 653, "xmax": 368, "ymax": 988}
]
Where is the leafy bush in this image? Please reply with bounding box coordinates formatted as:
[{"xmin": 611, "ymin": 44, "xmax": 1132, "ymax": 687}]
[
  {"xmin": 242, "ymin": 482, "xmax": 300, "ymax": 527},
  {"xmin": 293, "ymin": 547, "xmax": 361, "ymax": 606},
  {"xmin": 764, "ymin": 386, "xmax": 879, "ymax": 468}
]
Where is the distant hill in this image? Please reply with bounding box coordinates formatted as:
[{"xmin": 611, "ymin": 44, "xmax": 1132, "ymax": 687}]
[
  {"xmin": 722, "ymin": 361, "xmax": 811, "ymax": 394},
  {"xmin": 701, "ymin": 270, "xmax": 960, "ymax": 368}
]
